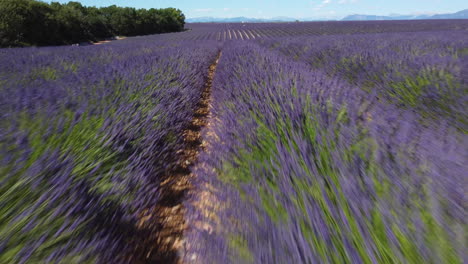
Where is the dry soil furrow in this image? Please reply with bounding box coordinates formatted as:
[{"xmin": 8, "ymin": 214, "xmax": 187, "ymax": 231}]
[{"xmin": 130, "ymin": 52, "xmax": 221, "ymax": 264}]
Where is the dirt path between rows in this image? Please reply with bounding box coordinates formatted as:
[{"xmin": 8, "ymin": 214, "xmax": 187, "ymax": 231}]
[
  {"xmin": 130, "ymin": 52, "xmax": 221, "ymax": 264},
  {"xmin": 91, "ymin": 37, "xmax": 126, "ymax": 46}
]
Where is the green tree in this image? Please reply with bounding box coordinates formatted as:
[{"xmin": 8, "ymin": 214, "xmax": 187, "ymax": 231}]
[
  {"xmin": 0, "ymin": 0, "xmax": 185, "ymax": 47},
  {"xmin": 0, "ymin": 0, "xmax": 31, "ymax": 46}
]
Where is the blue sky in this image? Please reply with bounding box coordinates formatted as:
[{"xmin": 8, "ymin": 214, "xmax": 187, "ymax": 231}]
[{"xmin": 50, "ymin": 0, "xmax": 467, "ymax": 19}]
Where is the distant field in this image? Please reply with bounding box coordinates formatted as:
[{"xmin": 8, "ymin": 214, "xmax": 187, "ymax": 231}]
[
  {"xmin": 0, "ymin": 20, "xmax": 467, "ymax": 263},
  {"xmin": 169, "ymin": 19, "xmax": 468, "ymax": 40}
]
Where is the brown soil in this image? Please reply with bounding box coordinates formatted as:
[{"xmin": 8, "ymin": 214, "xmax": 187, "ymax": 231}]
[{"xmin": 129, "ymin": 52, "xmax": 221, "ymax": 264}]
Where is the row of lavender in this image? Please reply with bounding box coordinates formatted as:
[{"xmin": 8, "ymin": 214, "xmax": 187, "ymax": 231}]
[
  {"xmin": 171, "ymin": 20, "xmax": 468, "ymax": 41},
  {"xmin": 259, "ymin": 30, "xmax": 468, "ymax": 129},
  {"xmin": 0, "ymin": 38, "xmax": 218, "ymax": 262},
  {"xmin": 185, "ymin": 39, "xmax": 466, "ymax": 262}
]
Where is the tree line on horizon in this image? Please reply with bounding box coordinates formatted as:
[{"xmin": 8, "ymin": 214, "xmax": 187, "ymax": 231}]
[{"xmin": 0, "ymin": 0, "xmax": 185, "ymax": 47}]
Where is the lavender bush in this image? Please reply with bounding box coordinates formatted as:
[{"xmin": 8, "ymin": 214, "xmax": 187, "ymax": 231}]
[
  {"xmin": 259, "ymin": 30, "xmax": 468, "ymax": 129},
  {"xmin": 185, "ymin": 41, "xmax": 466, "ymax": 263},
  {"xmin": 0, "ymin": 38, "xmax": 218, "ymax": 262}
]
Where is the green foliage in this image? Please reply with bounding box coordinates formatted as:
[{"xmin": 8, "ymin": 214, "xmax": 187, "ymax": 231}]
[
  {"xmin": 388, "ymin": 68, "xmax": 457, "ymax": 108},
  {"xmin": 0, "ymin": 0, "xmax": 186, "ymax": 47},
  {"xmin": 388, "ymin": 69, "xmax": 466, "ymax": 126},
  {"xmin": 228, "ymin": 234, "xmax": 254, "ymax": 263}
]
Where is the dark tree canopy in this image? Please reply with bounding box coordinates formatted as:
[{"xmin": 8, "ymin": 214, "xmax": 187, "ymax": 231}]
[{"xmin": 0, "ymin": 0, "xmax": 185, "ymax": 47}]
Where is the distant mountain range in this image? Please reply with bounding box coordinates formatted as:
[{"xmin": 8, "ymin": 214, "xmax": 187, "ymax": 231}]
[
  {"xmin": 186, "ymin": 9, "xmax": 468, "ymax": 23},
  {"xmin": 343, "ymin": 9, "xmax": 468, "ymax": 21},
  {"xmin": 186, "ymin": 16, "xmax": 299, "ymax": 23}
]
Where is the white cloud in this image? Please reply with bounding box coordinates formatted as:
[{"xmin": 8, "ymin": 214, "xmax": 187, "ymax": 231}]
[{"xmin": 314, "ymin": 0, "xmax": 333, "ymax": 10}]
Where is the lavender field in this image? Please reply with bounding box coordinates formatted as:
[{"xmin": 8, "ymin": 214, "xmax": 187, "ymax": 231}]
[{"xmin": 1, "ymin": 20, "xmax": 467, "ymax": 263}]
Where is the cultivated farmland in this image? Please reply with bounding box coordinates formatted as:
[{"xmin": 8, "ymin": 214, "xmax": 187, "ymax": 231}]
[{"xmin": 0, "ymin": 20, "xmax": 467, "ymax": 263}]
